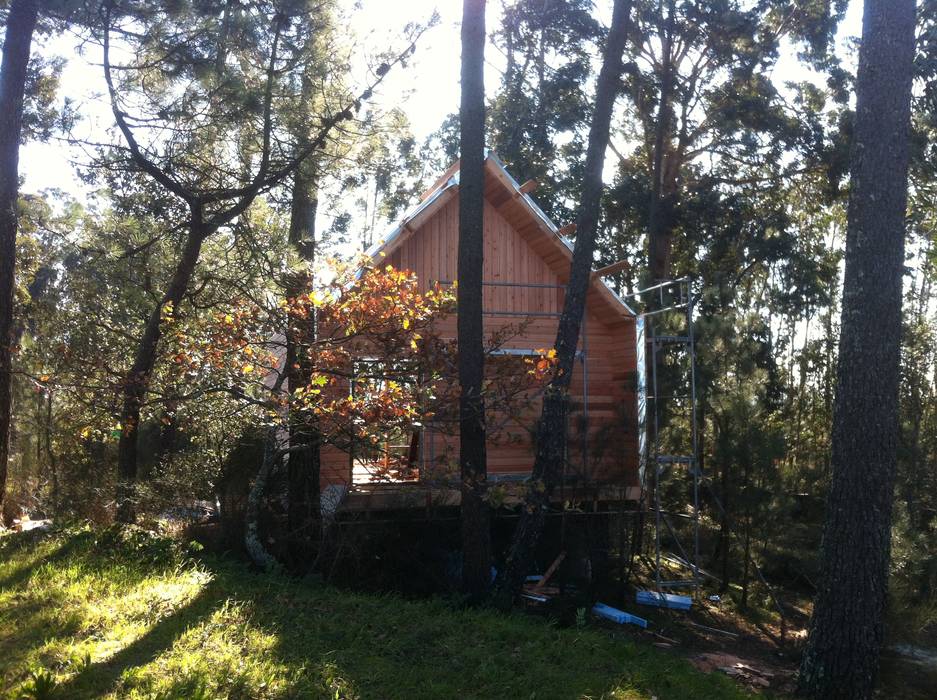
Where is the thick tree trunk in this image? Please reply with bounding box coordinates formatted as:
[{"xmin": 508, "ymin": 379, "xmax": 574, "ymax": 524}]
[
  {"xmin": 286, "ymin": 159, "xmax": 321, "ymax": 567},
  {"xmin": 115, "ymin": 214, "xmax": 208, "ymax": 523},
  {"xmin": 646, "ymin": 1, "xmax": 677, "ymax": 283},
  {"xmin": 798, "ymin": 2, "xmax": 915, "ymax": 698},
  {"xmin": 458, "ymin": 0, "xmax": 491, "ymax": 600},
  {"xmin": 493, "ymin": 0, "xmax": 631, "ymax": 609},
  {"xmin": 0, "ymin": 0, "xmax": 39, "ymax": 524}
]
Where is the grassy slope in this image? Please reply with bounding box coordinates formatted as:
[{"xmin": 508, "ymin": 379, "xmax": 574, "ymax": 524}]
[{"xmin": 0, "ymin": 527, "xmax": 750, "ymax": 700}]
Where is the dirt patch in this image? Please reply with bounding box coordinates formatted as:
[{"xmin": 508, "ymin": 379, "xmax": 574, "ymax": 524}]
[
  {"xmin": 585, "ymin": 591, "xmax": 806, "ymax": 695},
  {"xmin": 690, "ymin": 652, "xmax": 796, "ymax": 694}
]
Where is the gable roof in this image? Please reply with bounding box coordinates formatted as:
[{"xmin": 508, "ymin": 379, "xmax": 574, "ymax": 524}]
[{"xmin": 366, "ymin": 152, "xmax": 636, "ymax": 321}]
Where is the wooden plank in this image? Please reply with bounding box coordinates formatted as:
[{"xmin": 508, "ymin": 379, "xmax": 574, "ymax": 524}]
[
  {"xmin": 532, "ymin": 551, "xmax": 566, "ymax": 592},
  {"xmin": 444, "ymin": 197, "xmax": 455, "ymax": 281},
  {"xmin": 419, "ymin": 159, "xmax": 460, "ymax": 201},
  {"xmin": 592, "ymin": 259, "xmax": 630, "ymax": 279}
]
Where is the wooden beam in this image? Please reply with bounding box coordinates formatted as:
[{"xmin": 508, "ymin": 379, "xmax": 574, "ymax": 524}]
[
  {"xmin": 592, "ymin": 259, "xmax": 630, "ymax": 279},
  {"xmin": 519, "ymin": 178, "xmax": 538, "ymax": 194},
  {"xmin": 557, "ymin": 223, "xmax": 577, "ymax": 237},
  {"xmin": 419, "ymin": 159, "xmax": 461, "ymax": 201},
  {"xmin": 532, "ymin": 551, "xmax": 566, "ymax": 592}
]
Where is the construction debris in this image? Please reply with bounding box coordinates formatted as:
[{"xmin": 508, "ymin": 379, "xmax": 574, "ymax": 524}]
[
  {"xmin": 12, "ymin": 518, "xmax": 52, "ymax": 532},
  {"xmin": 636, "ymin": 590, "xmax": 692, "ymax": 610},
  {"xmin": 521, "ymin": 592, "xmax": 549, "ymax": 603},
  {"xmin": 686, "ymin": 620, "xmax": 739, "ymax": 638},
  {"xmin": 592, "ymin": 602, "xmax": 648, "ymax": 628},
  {"xmin": 690, "ymin": 653, "xmax": 792, "ymax": 692},
  {"xmin": 520, "ymin": 552, "xmax": 569, "ymax": 604},
  {"xmin": 531, "ymin": 552, "xmax": 566, "ymax": 593}
]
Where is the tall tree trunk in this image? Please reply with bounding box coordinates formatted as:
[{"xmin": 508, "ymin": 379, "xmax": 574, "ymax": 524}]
[
  {"xmin": 0, "ymin": 0, "xmax": 39, "ymax": 524},
  {"xmin": 717, "ymin": 422, "xmax": 732, "ymax": 593},
  {"xmin": 646, "ymin": 0, "xmax": 677, "ymax": 283},
  {"xmin": 494, "ymin": 0, "xmax": 631, "ymax": 609},
  {"xmin": 740, "ymin": 444, "xmax": 752, "ymax": 608},
  {"xmin": 903, "ymin": 272, "xmax": 930, "ymax": 534},
  {"xmin": 286, "ymin": 154, "xmax": 321, "ymax": 568},
  {"xmin": 115, "ymin": 213, "xmax": 208, "ymax": 523},
  {"xmin": 458, "ymin": 0, "xmax": 491, "ymax": 600},
  {"xmin": 798, "ymin": 2, "xmax": 915, "ymax": 698},
  {"xmin": 640, "ymin": 3, "xmax": 677, "ymax": 554},
  {"xmin": 44, "ymin": 390, "xmax": 57, "ymax": 510}
]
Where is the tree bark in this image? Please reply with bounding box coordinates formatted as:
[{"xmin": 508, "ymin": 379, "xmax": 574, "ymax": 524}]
[
  {"xmin": 0, "ymin": 0, "xmax": 39, "ymax": 523},
  {"xmin": 458, "ymin": 0, "xmax": 491, "ymax": 600},
  {"xmin": 798, "ymin": 2, "xmax": 915, "ymax": 698},
  {"xmin": 44, "ymin": 390, "xmax": 58, "ymax": 509},
  {"xmin": 646, "ymin": 0, "xmax": 677, "ymax": 283},
  {"xmin": 115, "ymin": 213, "xmax": 208, "ymax": 522},
  {"xmin": 493, "ymin": 0, "xmax": 631, "ymax": 609},
  {"xmin": 245, "ymin": 427, "xmax": 281, "ymax": 571},
  {"xmin": 286, "ymin": 155, "xmax": 321, "ymax": 568}
]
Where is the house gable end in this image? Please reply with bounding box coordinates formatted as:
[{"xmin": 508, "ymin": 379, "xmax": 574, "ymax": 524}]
[{"xmin": 371, "ymin": 155, "xmax": 635, "ymax": 324}]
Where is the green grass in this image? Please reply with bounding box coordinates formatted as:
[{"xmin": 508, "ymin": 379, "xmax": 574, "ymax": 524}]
[{"xmin": 0, "ymin": 526, "xmax": 751, "ymax": 699}]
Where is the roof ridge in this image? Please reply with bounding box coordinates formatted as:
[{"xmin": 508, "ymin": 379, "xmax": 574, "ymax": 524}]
[{"xmin": 367, "ymin": 155, "xmax": 636, "ymax": 317}]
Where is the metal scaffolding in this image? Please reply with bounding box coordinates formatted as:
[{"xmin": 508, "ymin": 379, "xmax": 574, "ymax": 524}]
[{"xmin": 625, "ymin": 277, "xmax": 701, "ymax": 595}]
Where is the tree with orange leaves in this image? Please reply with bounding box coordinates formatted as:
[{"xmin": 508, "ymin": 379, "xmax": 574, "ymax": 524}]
[{"xmin": 168, "ymin": 260, "xmax": 554, "ymax": 569}]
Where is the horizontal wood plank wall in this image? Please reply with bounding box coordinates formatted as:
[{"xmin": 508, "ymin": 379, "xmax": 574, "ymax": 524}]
[{"xmin": 319, "ymin": 192, "xmax": 640, "ymax": 491}]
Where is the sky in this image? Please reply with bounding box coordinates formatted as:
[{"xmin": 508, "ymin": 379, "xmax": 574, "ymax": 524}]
[
  {"xmin": 20, "ymin": 0, "xmax": 863, "ymax": 207},
  {"xmin": 20, "ymin": 0, "xmax": 466, "ymax": 197}
]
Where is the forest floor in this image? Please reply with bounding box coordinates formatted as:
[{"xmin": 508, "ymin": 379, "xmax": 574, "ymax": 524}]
[
  {"xmin": 614, "ymin": 558, "xmax": 935, "ymax": 700},
  {"xmin": 0, "ymin": 524, "xmax": 753, "ymax": 700},
  {"xmin": 0, "ymin": 524, "xmax": 928, "ymax": 699}
]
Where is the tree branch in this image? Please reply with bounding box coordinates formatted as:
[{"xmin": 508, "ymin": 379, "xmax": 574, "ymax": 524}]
[{"xmin": 102, "ymin": 3, "xmax": 197, "ymax": 206}]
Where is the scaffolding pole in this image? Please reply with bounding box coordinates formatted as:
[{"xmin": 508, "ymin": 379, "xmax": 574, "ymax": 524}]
[{"xmin": 623, "ymin": 277, "xmax": 701, "ymax": 596}]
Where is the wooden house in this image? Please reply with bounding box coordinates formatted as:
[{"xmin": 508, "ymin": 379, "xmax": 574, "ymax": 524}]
[{"xmin": 321, "ymin": 154, "xmax": 644, "ymax": 513}]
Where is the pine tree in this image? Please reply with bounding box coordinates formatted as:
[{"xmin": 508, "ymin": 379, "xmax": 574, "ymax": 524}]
[
  {"xmin": 798, "ymin": 1, "xmax": 916, "ymax": 697},
  {"xmin": 0, "ymin": 0, "xmax": 40, "ymax": 523},
  {"xmin": 96, "ymin": 2, "xmax": 412, "ymax": 521},
  {"xmin": 488, "ymin": 0, "xmax": 600, "ymax": 222},
  {"xmin": 458, "ymin": 0, "xmax": 491, "ymax": 600},
  {"xmin": 494, "ymin": 0, "xmax": 632, "ymax": 607}
]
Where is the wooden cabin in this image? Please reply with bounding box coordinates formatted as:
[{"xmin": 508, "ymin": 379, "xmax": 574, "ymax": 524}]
[{"xmin": 321, "ymin": 154, "xmax": 644, "ymax": 513}]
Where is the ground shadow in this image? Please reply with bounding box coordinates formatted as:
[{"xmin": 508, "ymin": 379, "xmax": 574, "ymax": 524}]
[
  {"xmin": 56, "ymin": 585, "xmax": 220, "ymax": 698},
  {"xmin": 0, "ymin": 528, "xmax": 94, "ymax": 591},
  {"xmin": 2, "ymin": 528, "xmax": 750, "ymax": 699},
  {"xmin": 197, "ymin": 561, "xmax": 748, "ymax": 700}
]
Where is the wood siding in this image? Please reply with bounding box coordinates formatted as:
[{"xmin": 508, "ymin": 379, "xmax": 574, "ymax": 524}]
[{"xmin": 320, "ymin": 194, "xmax": 639, "ymax": 491}]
